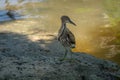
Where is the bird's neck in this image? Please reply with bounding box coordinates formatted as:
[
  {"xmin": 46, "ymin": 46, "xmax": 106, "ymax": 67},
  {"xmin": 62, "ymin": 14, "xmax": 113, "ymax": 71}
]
[
  {"xmin": 61, "ymin": 22, "xmax": 67, "ymax": 31},
  {"xmin": 58, "ymin": 23, "xmax": 67, "ymax": 37},
  {"xmin": 61, "ymin": 22, "xmax": 67, "ymax": 28}
]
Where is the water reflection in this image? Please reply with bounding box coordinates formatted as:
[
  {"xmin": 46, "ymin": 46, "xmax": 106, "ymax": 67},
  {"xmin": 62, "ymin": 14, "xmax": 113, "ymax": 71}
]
[
  {"xmin": 0, "ymin": 0, "xmax": 43, "ymax": 8},
  {"xmin": 0, "ymin": 0, "xmax": 120, "ymax": 64}
]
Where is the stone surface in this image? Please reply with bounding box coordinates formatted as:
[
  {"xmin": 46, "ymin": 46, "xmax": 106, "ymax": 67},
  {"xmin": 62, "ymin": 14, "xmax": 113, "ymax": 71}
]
[{"xmin": 0, "ymin": 32, "xmax": 120, "ymax": 80}]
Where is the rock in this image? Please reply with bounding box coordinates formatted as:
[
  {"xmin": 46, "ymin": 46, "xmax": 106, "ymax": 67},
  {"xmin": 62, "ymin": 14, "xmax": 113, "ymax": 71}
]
[
  {"xmin": 0, "ymin": 32, "xmax": 120, "ymax": 80},
  {"xmin": 88, "ymin": 74, "xmax": 103, "ymax": 80}
]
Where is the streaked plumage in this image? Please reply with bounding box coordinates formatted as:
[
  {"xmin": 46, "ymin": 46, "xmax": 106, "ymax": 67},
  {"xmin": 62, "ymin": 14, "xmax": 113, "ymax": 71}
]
[
  {"xmin": 58, "ymin": 24, "xmax": 75, "ymax": 48},
  {"xmin": 58, "ymin": 16, "xmax": 76, "ymax": 60}
]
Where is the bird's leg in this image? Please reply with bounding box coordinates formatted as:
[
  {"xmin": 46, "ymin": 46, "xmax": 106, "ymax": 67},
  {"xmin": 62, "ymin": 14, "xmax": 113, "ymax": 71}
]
[
  {"xmin": 69, "ymin": 49, "xmax": 73, "ymax": 59},
  {"xmin": 68, "ymin": 48, "xmax": 73, "ymax": 60},
  {"xmin": 59, "ymin": 47, "xmax": 68, "ymax": 61},
  {"xmin": 63, "ymin": 47, "xmax": 68, "ymax": 59},
  {"xmin": 69, "ymin": 48, "xmax": 75, "ymax": 62}
]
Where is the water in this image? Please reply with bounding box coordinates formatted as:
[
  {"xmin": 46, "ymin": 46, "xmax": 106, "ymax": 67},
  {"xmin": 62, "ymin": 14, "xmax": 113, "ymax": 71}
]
[{"xmin": 0, "ymin": 0, "xmax": 120, "ymax": 65}]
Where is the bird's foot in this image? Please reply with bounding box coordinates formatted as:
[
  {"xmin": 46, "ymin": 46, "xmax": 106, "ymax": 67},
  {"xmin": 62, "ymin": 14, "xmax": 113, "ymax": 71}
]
[
  {"xmin": 59, "ymin": 57, "xmax": 66, "ymax": 61},
  {"xmin": 59, "ymin": 57, "xmax": 76, "ymax": 62},
  {"xmin": 68, "ymin": 58, "xmax": 76, "ymax": 63}
]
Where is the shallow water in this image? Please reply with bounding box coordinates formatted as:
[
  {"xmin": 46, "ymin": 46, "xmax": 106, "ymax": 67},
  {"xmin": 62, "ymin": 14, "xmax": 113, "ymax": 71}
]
[{"xmin": 0, "ymin": 0, "xmax": 120, "ymax": 64}]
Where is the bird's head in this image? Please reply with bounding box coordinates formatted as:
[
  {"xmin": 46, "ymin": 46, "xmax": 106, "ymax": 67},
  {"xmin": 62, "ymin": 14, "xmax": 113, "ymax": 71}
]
[{"xmin": 61, "ymin": 15, "xmax": 76, "ymax": 26}]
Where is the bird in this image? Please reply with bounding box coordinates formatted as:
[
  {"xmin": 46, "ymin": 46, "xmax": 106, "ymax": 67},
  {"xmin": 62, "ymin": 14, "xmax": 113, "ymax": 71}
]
[
  {"xmin": 57, "ymin": 15, "xmax": 76, "ymax": 61},
  {"xmin": 6, "ymin": 10, "xmax": 16, "ymax": 20}
]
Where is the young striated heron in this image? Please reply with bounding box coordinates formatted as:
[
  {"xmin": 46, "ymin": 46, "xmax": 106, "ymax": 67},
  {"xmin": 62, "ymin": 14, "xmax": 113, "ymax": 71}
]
[{"xmin": 57, "ymin": 15, "xmax": 76, "ymax": 61}]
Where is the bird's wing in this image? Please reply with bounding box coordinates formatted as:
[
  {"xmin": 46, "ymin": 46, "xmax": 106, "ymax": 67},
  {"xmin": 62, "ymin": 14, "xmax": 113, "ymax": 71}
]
[{"xmin": 66, "ymin": 29, "xmax": 75, "ymax": 45}]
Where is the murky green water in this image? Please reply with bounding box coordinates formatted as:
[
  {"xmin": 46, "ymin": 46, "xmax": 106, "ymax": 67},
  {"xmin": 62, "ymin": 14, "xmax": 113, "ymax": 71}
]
[{"xmin": 0, "ymin": 0, "xmax": 120, "ymax": 65}]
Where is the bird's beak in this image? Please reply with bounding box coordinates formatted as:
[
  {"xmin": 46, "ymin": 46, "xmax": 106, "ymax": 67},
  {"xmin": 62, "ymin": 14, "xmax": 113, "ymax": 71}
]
[{"xmin": 69, "ymin": 20, "xmax": 76, "ymax": 26}]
